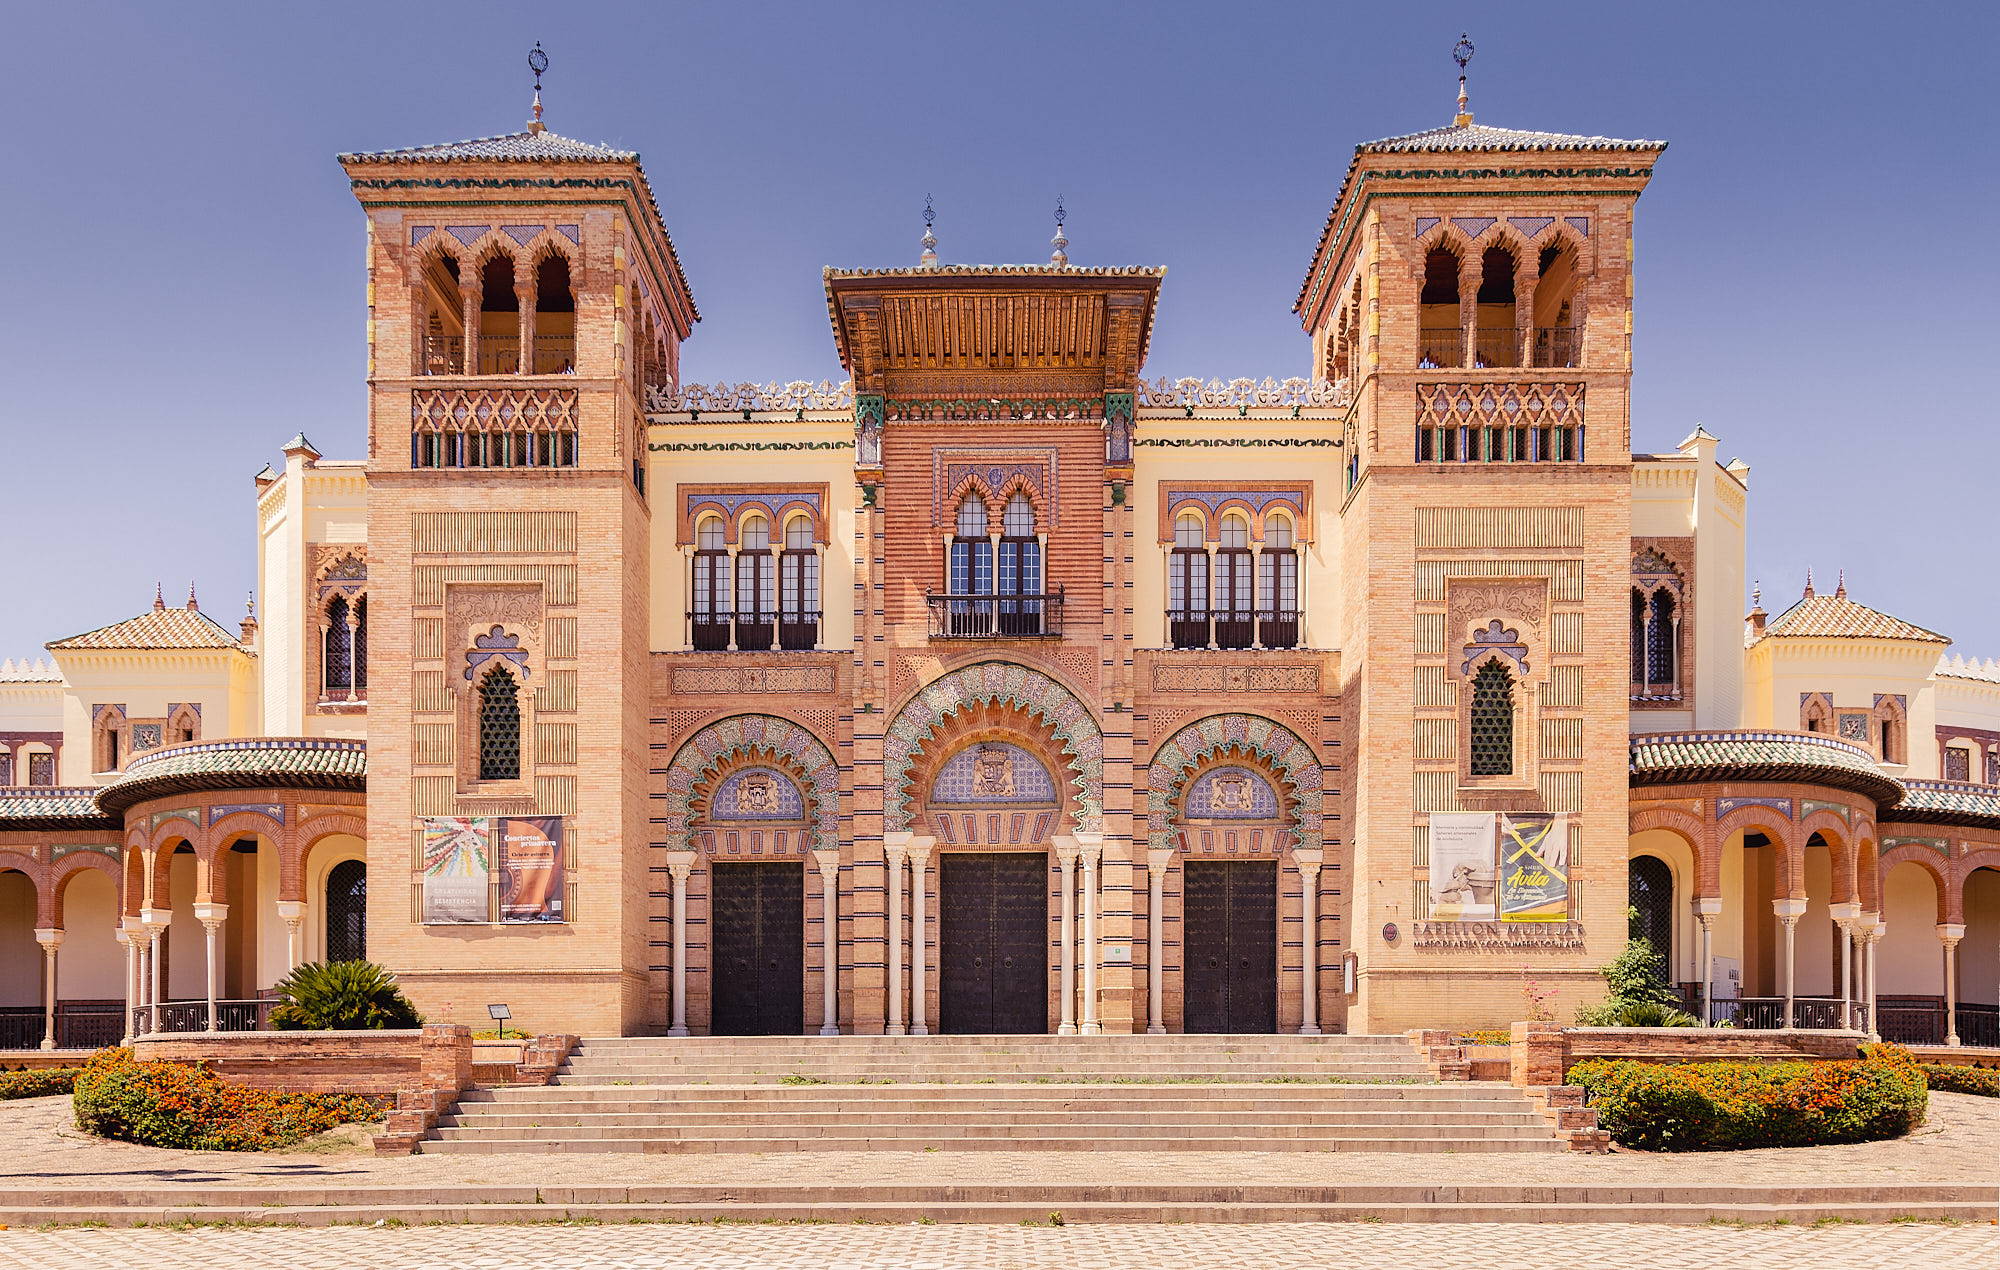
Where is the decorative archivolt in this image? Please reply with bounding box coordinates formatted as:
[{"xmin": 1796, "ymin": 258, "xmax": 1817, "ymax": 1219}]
[
  {"xmin": 1137, "ymin": 377, "xmax": 1349, "ymax": 410},
  {"xmin": 1147, "ymin": 713, "xmax": 1321, "ymax": 853},
  {"xmin": 646, "ymin": 380, "xmax": 853, "ymax": 414},
  {"xmin": 657, "ymin": 714, "xmax": 840, "ymax": 853}
]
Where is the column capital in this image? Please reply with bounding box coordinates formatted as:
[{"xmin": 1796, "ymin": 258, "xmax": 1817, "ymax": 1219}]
[
  {"xmin": 1937, "ymin": 923, "xmax": 1966, "ymax": 943},
  {"xmin": 33, "ymin": 927, "xmax": 63, "ymax": 949},
  {"xmin": 1772, "ymin": 897, "xmax": 1807, "ymax": 921},
  {"xmin": 275, "ymin": 900, "xmax": 305, "ymax": 924},
  {"xmin": 1693, "ymin": 896, "xmax": 1724, "ymax": 917},
  {"xmin": 904, "ymin": 835, "xmax": 936, "ymax": 865},
  {"xmin": 1074, "ymin": 831, "xmax": 1104, "ymax": 867},
  {"xmin": 1052, "ymin": 834, "xmax": 1081, "ymax": 865},
  {"xmin": 812, "ymin": 848, "xmax": 842, "ymax": 880},
  {"xmin": 662, "ymin": 850, "xmax": 697, "ymax": 882},
  {"xmin": 193, "ymin": 901, "xmax": 229, "ymax": 925},
  {"xmin": 1292, "ymin": 847, "xmax": 1323, "ymax": 874},
  {"xmin": 1146, "ymin": 847, "xmax": 1175, "ymax": 879},
  {"xmin": 140, "ymin": 907, "xmax": 172, "ymax": 930},
  {"xmin": 1828, "ymin": 900, "xmax": 1860, "ymax": 926}
]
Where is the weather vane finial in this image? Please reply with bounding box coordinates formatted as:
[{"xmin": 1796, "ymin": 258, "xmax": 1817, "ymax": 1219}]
[
  {"xmin": 1453, "ymin": 33, "xmax": 1475, "ymax": 127},
  {"xmin": 920, "ymin": 194, "xmax": 938, "ymax": 268},
  {"xmin": 527, "ymin": 42, "xmax": 549, "ymax": 134},
  {"xmin": 1050, "ymin": 195, "xmax": 1069, "ymax": 267}
]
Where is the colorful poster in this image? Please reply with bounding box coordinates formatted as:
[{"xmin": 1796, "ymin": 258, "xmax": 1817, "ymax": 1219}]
[
  {"xmin": 422, "ymin": 817, "xmax": 490, "ymax": 924},
  {"xmin": 1428, "ymin": 812, "xmax": 1497, "ymax": 921},
  {"xmin": 1500, "ymin": 813, "xmax": 1570, "ymax": 922},
  {"xmin": 498, "ymin": 816, "xmax": 565, "ymax": 923}
]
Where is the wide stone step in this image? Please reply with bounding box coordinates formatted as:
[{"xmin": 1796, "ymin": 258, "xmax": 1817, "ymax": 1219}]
[
  {"xmin": 467, "ymin": 1083, "xmax": 1506, "ymax": 1104},
  {"xmin": 416, "ymin": 1134, "xmax": 1566, "ymax": 1154},
  {"xmin": 440, "ymin": 1107, "xmax": 1549, "ymax": 1128}
]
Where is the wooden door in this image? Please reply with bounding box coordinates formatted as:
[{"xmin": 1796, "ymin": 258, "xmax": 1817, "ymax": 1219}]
[
  {"xmin": 1181, "ymin": 859, "xmax": 1277, "ymax": 1033},
  {"xmin": 939, "ymin": 852, "xmax": 1049, "ymax": 1034},
  {"xmin": 709, "ymin": 862, "xmax": 805, "ymax": 1035}
]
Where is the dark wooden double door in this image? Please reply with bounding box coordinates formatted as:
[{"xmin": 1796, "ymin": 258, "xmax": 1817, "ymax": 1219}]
[
  {"xmin": 709, "ymin": 862, "xmax": 804, "ymax": 1036},
  {"xmin": 1182, "ymin": 860, "xmax": 1277, "ymax": 1034},
  {"xmin": 939, "ymin": 852, "xmax": 1049, "ymax": 1034}
]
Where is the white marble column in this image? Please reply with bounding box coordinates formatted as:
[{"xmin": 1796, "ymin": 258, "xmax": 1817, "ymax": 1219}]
[
  {"xmin": 275, "ymin": 900, "xmax": 305, "ymax": 973},
  {"xmin": 1079, "ymin": 834, "xmax": 1103, "ymax": 1035},
  {"xmin": 1939, "ymin": 923, "xmax": 1965, "ymax": 1046},
  {"xmin": 1294, "ymin": 850, "xmax": 1323, "ymax": 1035},
  {"xmin": 1829, "ymin": 901, "xmax": 1858, "ymax": 1031},
  {"xmin": 813, "ymin": 849, "xmax": 842, "ymax": 1036},
  {"xmin": 1146, "ymin": 848, "xmax": 1173, "ymax": 1034},
  {"xmin": 907, "ymin": 838, "xmax": 934, "ymax": 1036},
  {"xmin": 118, "ymin": 921, "xmax": 138, "ymax": 1045},
  {"xmin": 194, "ymin": 902, "xmax": 228, "ymax": 1032},
  {"xmin": 883, "ymin": 834, "xmax": 908, "ymax": 1037},
  {"xmin": 664, "ymin": 852, "xmax": 695, "ymax": 1037},
  {"xmin": 1862, "ymin": 916, "xmax": 1882, "ymax": 1041},
  {"xmin": 1694, "ymin": 897, "xmax": 1721, "ymax": 1026},
  {"xmin": 1055, "ymin": 838, "xmax": 1079, "ymax": 1035},
  {"xmin": 34, "ymin": 929, "xmax": 62, "ymax": 1051},
  {"xmin": 1774, "ymin": 897, "xmax": 1805, "ymax": 1030},
  {"xmin": 142, "ymin": 907, "xmax": 171, "ymax": 1034}
]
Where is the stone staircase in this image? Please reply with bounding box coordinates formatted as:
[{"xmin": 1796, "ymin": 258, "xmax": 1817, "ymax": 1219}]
[{"xmin": 417, "ymin": 1035, "xmax": 1568, "ymax": 1155}]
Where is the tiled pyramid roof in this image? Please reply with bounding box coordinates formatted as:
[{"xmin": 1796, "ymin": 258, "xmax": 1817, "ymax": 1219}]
[
  {"xmin": 96, "ymin": 738, "xmax": 366, "ymax": 815},
  {"xmin": 1762, "ymin": 592, "xmax": 1947, "ymax": 643},
  {"xmin": 0, "ymin": 788, "xmax": 117, "ymax": 830},
  {"xmin": 338, "ymin": 130, "xmax": 635, "ymax": 164},
  {"xmin": 47, "ymin": 605, "xmax": 244, "ymax": 652},
  {"xmin": 1356, "ymin": 122, "xmax": 1666, "ymax": 155},
  {"xmin": 1630, "ymin": 730, "xmax": 1903, "ymax": 804}
]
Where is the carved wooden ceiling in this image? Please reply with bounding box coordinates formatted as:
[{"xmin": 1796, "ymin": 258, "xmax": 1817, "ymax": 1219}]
[{"xmin": 824, "ymin": 265, "xmax": 1164, "ymax": 400}]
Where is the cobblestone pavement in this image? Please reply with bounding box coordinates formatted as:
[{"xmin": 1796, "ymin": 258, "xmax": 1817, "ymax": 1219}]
[
  {"xmin": 1, "ymin": 1220, "xmax": 1996, "ymax": 1269},
  {"xmin": 3, "ymin": 1092, "xmax": 1997, "ymax": 1190}
]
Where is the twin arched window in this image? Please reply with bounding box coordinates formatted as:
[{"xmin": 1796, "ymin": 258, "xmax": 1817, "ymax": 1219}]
[
  {"xmin": 947, "ymin": 492, "xmax": 1042, "ymax": 634},
  {"xmin": 691, "ymin": 513, "xmax": 819, "ymax": 650},
  {"xmin": 1168, "ymin": 511, "xmax": 1300, "ymax": 651},
  {"xmin": 323, "ymin": 595, "xmax": 368, "ymax": 699}
]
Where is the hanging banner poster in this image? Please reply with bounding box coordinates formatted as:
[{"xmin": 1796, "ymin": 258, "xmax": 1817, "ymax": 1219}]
[
  {"xmin": 1428, "ymin": 812, "xmax": 1498, "ymax": 921},
  {"xmin": 422, "ymin": 817, "xmax": 491, "ymax": 924},
  {"xmin": 1500, "ymin": 812, "xmax": 1570, "ymax": 922},
  {"xmin": 497, "ymin": 816, "xmax": 565, "ymax": 923}
]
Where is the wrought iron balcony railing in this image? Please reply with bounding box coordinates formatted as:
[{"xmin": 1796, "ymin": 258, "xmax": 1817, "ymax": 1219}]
[
  {"xmin": 926, "ymin": 590, "xmax": 1065, "ymax": 638},
  {"xmin": 1418, "ymin": 327, "xmax": 1463, "ymax": 369},
  {"xmin": 1167, "ymin": 609, "xmax": 1303, "ymax": 650},
  {"xmin": 1533, "ymin": 326, "xmax": 1581, "ymax": 368},
  {"xmin": 688, "ymin": 612, "xmax": 820, "ymax": 652}
]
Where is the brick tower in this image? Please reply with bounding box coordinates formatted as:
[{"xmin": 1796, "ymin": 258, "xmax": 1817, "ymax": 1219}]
[
  {"xmin": 339, "ymin": 97, "xmax": 696, "ymax": 1033},
  {"xmin": 1294, "ymin": 57, "xmax": 1665, "ymax": 1030}
]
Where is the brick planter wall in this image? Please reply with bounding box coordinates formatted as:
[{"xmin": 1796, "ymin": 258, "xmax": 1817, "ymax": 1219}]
[
  {"xmin": 133, "ymin": 1030, "xmax": 425, "ymax": 1095},
  {"xmin": 1558, "ymin": 1027, "xmax": 1864, "ymax": 1076}
]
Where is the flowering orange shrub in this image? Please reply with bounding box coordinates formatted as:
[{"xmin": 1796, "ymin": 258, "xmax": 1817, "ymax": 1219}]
[
  {"xmin": 1920, "ymin": 1063, "xmax": 2000, "ymax": 1098},
  {"xmin": 71, "ymin": 1047, "xmax": 386, "ymax": 1151},
  {"xmin": 0, "ymin": 1067, "xmax": 79, "ymax": 1100},
  {"xmin": 1567, "ymin": 1043, "xmax": 1927, "ymax": 1152}
]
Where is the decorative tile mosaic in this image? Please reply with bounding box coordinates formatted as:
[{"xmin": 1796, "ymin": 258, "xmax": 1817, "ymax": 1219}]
[
  {"xmin": 1507, "ymin": 216, "xmax": 1555, "ymax": 239},
  {"xmin": 208, "ymin": 802, "xmax": 284, "ymax": 826},
  {"xmin": 49, "ymin": 843, "xmax": 119, "ymax": 862},
  {"xmin": 1837, "ymin": 713, "xmax": 1870, "ymax": 742},
  {"xmin": 1716, "ymin": 796, "xmax": 1793, "ymax": 820},
  {"xmin": 708, "ymin": 768, "xmax": 806, "ymax": 820},
  {"xmin": 501, "ymin": 224, "xmax": 542, "ymax": 245},
  {"xmin": 410, "ymin": 226, "xmax": 434, "ymax": 246},
  {"xmin": 557, "ymin": 224, "xmax": 580, "ymax": 245},
  {"xmin": 464, "ymin": 626, "xmax": 530, "ymax": 683},
  {"xmin": 445, "ymin": 225, "xmax": 491, "ymax": 247},
  {"xmin": 656, "ymin": 715, "xmax": 838, "ymax": 852},
  {"xmin": 1800, "ymin": 799, "xmax": 1852, "ymax": 825},
  {"xmin": 682, "ymin": 490, "xmax": 823, "ymax": 542},
  {"xmin": 149, "ymin": 807, "xmax": 200, "ymax": 831},
  {"xmin": 884, "ymin": 661, "xmax": 1102, "ymax": 834},
  {"xmin": 1414, "ymin": 217, "xmax": 1441, "ymax": 238},
  {"xmin": 130, "ymin": 724, "xmax": 163, "ymax": 753},
  {"xmin": 929, "ymin": 743, "xmax": 1057, "ymax": 806},
  {"xmin": 930, "ymin": 449, "xmax": 1060, "ymax": 529},
  {"xmin": 1449, "ymin": 216, "xmax": 1496, "ymax": 240},
  {"xmin": 1883, "ymin": 835, "xmax": 1948, "ymax": 857},
  {"xmin": 1146, "ymin": 713, "xmax": 1321, "ymax": 854},
  {"xmin": 1564, "ymin": 216, "xmax": 1589, "ymax": 236},
  {"xmin": 1184, "ymin": 766, "xmax": 1279, "ymax": 819}
]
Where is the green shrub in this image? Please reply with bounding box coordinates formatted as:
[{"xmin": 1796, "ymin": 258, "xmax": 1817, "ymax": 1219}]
[
  {"xmin": 1574, "ymin": 998, "xmax": 1701, "ymax": 1028},
  {"xmin": 1920, "ymin": 1064, "xmax": 2000, "ymax": 1098},
  {"xmin": 71, "ymin": 1047, "xmax": 384, "ymax": 1151},
  {"xmin": 1574, "ymin": 920, "xmax": 1689, "ymax": 1025},
  {"xmin": 0, "ymin": 1067, "xmax": 80, "ymax": 1099},
  {"xmin": 268, "ymin": 961, "xmax": 422, "ymax": 1031},
  {"xmin": 1567, "ymin": 1044, "xmax": 1927, "ymax": 1151}
]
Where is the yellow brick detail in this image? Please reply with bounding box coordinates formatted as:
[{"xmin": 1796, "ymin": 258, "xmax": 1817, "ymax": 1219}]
[
  {"xmin": 1413, "ymin": 506, "xmax": 1582, "ymax": 549},
  {"xmin": 411, "ymin": 511, "xmax": 577, "ymax": 554},
  {"xmin": 1413, "ymin": 665, "xmax": 1456, "ymax": 710},
  {"xmin": 536, "ymin": 668, "xmax": 578, "ymax": 714}
]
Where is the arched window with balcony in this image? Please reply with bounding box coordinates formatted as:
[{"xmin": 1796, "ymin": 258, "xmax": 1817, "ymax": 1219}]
[
  {"xmin": 1215, "ymin": 514, "xmax": 1254, "ymax": 649},
  {"xmin": 736, "ymin": 515, "xmax": 776, "ymax": 651},
  {"xmin": 421, "ymin": 250, "xmax": 466, "ymax": 375},
  {"xmin": 1419, "ymin": 245, "xmax": 1463, "ymax": 368},
  {"xmin": 1475, "ymin": 243, "xmax": 1521, "ymax": 367},
  {"xmin": 1169, "ymin": 511, "xmax": 1209, "ymax": 649},
  {"xmin": 948, "ymin": 494, "xmax": 993, "ymax": 635},
  {"xmin": 1468, "ymin": 661, "xmax": 1516, "ymax": 777},
  {"xmin": 997, "ymin": 491, "xmax": 1042, "ymax": 635},
  {"xmin": 478, "ymin": 254, "xmax": 519, "ymax": 374},
  {"xmin": 1260, "ymin": 513, "xmax": 1299, "ymax": 649},
  {"xmin": 691, "ymin": 516, "xmax": 730, "ymax": 650},
  {"xmin": 478, "ymin": 664, "xmax": 522, "ymax": 782},
  {"xmin": 1646, "ymin": 590, "xmax": 1677, "ymax": 691},
  {"xmin": 1533, "ymin": 242, "xmax": 1580, "ymax": 368},
  {"xmin": 779, "ymin": 514, "xmax": 819, "ymax": 649},
  {"xmin": 533, "ymin": 253, "xmax": 576, "ymax": 373}
]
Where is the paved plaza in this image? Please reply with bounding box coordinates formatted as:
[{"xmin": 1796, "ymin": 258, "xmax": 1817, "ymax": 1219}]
[{"xmin": 1, "ymin": 1219, "xmax": 1996, "ymax": 1270}]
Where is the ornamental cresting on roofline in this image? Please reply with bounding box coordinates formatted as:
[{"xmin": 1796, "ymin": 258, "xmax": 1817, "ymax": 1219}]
[{"xmin": 645, "ymin": 377, "xmax": 1350, "ymax": 415}]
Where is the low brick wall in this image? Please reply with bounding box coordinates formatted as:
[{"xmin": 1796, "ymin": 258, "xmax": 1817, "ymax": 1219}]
[
  {"xmin": 1908, "ymin": 1044, "xmax": 2000, "ymax": 1068},
  {"xmin": 132, "ymin": 1030, "xmax": 424, "ymax": 1095},
  {"xmin": 0, "ymin": 1051, "xmax": 91, "ymax": 1073},
  {"xmin": 1559, "ymin": 1027, "xmax": 1865, "ymax": 1075}
]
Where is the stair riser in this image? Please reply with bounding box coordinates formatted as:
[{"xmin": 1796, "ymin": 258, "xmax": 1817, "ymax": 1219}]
[{"xmin": 417, "ymin": 1137, "xmax": 1567, "ymax": 1154}]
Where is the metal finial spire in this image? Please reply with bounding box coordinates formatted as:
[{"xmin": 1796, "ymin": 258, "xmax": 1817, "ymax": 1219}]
[
  {"xmin": 1453, "ymin": 33, "xmax": 1475, "ymax": 126},
  {"xmin": 1835, "ymin": 569, "xmax": 1847, "ymax": 600},
  {"xmin": 1804, "ymin": 566, "xmax": 1815, "ymax": 599},
  {"xmin": 527, "ymin": 42, "xmax": 549, "ymax": 134},
  {"xmin": 1751, "ymin": 581, "xmax": 1762, "ymax": 608},
  {"xmin": 153, "ymin": 582, "xmax": 165, "ymax": 611},
  {"xmin": 1050, "ymin": 195, "xmax": 1069, "ymax": 267},
  {"xmin": 920, "ymin": 194, "xmax": 938, "ymax": 268},
  {"xmin": 186, "ymin": 581, "xmax": 199, "ymax": 612}
]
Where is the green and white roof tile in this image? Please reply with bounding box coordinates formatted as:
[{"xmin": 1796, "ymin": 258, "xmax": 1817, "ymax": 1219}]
[
  {"xmin": 94, "ymin": 739, "xmax": 366, "ymax": 816},
  {"xmin": 1629, "ymin": 730, "xmax": 1904, "ymax": 804},
  {"xmin": 1887, "ymin": 780, "xmax": 2000, "ymax": 826},
  {"xmin": 0, "ymin": 787, "xmax": 118, "ymax": 831}
]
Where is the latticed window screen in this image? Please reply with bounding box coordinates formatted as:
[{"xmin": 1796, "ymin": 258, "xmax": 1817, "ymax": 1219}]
[
  {"xmin": 352, "ymin": 597, "xmax": 368, "ymax": 692},
  {"xmin": 324, "ymin": 595, "xmax": 352, "ymax": 692},
  {"xmin": 1646, "ymin": 591, "xmax": 1676, "ymax": 684},
  {"xmin": 325, "ymin": 859, "xmax": 367, "ymax": 963},
  {"xmin": 1628, "ymin": 855, "xmax": 1673, "ymax": 977},
  {"xmin": 478, "ymin": 664, "xmax": 521, "ymax": 781},
  {"xmin": 1468, "ymin": 661, "xmax": 1515, "ymax": 776}
]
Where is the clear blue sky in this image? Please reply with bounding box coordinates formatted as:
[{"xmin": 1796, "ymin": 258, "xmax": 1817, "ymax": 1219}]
[{"xmin": 2, "ymin": 1, "xmax": 1993, "ymax": 658}]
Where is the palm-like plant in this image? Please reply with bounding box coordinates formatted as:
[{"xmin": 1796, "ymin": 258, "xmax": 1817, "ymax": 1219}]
[{"xmin": 268, "ymin": 961, "xmax": 423, "ymax": 1030}]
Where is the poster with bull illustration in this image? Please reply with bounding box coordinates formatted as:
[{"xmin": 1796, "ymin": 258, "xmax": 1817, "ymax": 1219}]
[{"xmin": 1499, "ymin": 812, "xmax": 1570, "ymax": 922}]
